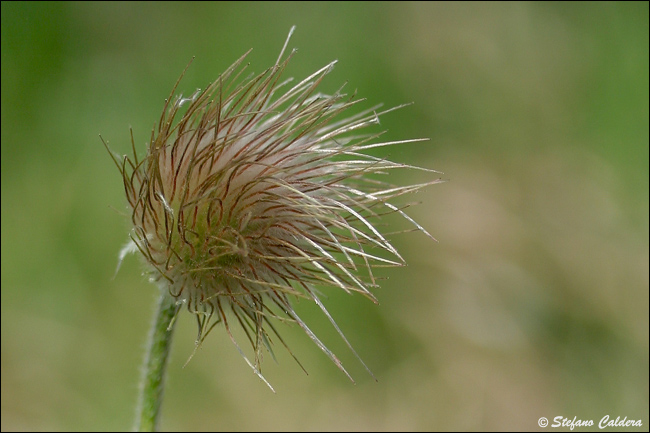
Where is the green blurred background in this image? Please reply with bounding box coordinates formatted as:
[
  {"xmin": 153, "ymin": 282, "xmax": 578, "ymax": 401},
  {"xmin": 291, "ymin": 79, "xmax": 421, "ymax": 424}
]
[{"xmin": 1, "ymin": 2, "xmax": 648, "ymax": 431}]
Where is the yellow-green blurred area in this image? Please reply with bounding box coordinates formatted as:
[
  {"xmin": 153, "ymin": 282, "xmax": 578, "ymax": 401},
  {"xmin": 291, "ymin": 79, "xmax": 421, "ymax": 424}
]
[{"xmin": 1, "ymin": 2, "xmax": 648, "ymax": 431}]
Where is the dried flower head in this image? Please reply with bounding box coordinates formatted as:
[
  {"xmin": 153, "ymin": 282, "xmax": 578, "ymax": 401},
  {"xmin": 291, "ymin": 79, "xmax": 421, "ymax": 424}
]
[{"xmin": 104, "ymin": 28, "xmax": 440, "ymax": 388}]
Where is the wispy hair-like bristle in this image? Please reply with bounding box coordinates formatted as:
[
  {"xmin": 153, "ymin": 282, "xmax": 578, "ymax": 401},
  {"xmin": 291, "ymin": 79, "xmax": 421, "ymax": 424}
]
[{"xmin": 103, "ymin": 27, "xmax": 441, "ymax": 389}]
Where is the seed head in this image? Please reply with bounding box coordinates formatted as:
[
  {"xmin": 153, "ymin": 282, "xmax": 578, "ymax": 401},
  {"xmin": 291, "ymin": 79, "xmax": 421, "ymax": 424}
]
[{"xmin": 103, "ymin": 28, "xmax": 440, "ymax": 388}]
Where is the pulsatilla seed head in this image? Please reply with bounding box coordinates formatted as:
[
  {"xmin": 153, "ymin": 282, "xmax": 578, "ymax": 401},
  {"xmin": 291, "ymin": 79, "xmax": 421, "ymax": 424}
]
[{"xmin": 103, "ymin": 28, "xmax": 440, "ymax": 388}]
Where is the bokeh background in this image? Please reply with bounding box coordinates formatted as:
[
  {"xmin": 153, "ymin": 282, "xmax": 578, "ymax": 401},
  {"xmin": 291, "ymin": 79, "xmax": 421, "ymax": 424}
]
[{"xmin": 2, "ymin": 2, "xmax": 648, "ymax": 431}]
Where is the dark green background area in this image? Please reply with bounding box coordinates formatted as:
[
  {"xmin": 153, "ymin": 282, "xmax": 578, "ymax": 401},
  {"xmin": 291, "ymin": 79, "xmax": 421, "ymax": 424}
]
[{"xmin": 1, "ymin": 2, "xmax": 648, "ymax": 431}]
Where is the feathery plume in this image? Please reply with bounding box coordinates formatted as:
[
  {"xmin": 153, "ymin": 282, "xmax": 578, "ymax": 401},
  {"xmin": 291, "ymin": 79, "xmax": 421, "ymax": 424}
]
[{"xmin": 104, "ymin": 27, "xmax": 440, "ymax": 389}]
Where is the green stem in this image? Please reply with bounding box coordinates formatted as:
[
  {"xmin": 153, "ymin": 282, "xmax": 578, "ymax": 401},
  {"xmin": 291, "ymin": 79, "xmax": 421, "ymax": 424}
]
[{"xmin": 135, "ymin": 290, "xmax": 179, "ymax": 432}]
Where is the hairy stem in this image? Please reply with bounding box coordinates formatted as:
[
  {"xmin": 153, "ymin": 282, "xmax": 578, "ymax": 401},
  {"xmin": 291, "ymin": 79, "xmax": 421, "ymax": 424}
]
[{"xmin": 135, "ymin": 290, "xmax": 179, "ymax": 432}]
